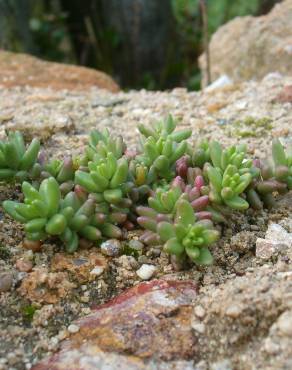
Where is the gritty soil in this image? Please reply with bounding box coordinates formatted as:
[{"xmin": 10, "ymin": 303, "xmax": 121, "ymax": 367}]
[{"xmin": 0, "ymin": 73, "xmax": 291, "ymax": 370}]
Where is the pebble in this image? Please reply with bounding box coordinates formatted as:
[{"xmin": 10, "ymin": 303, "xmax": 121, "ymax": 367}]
[
  {"xmin": 263, "ymin": 337, "xmax": 280, "ymax": 354},
  {"xmin": 128, "ymin": 239, "xmax": 144, "ymax": 251},
  {"xmin": 194, "ymin": 305, "xmax": 206, "ymax": 319},
  {"xmin": 256, "ymin": 239, "xmax": 288, "ymax": 260},
  {"xmin": 90, "ymin": 266, "xmax": 104, "ymax": 276},
  {"xmin": 0, "ymin": 271, "xmax": 13, "ymax": 292},
  {"xmin": 210, "ymin": 359, "xmax": 233, "ymax": 370},
  {"xmin": 100, "ymin": 239, "xmax": 122, "ymax": 257},
  {"xmin": 191, "ymin": 322, "xmax": 206, "ymax": 334},
  {"xmin": 15, "ymin": 259, "xmax": 33, "ymax": 272},
  {"xmin": 22, "ymin": 239, "xmax": 42, "ymax": 252},
  {"xmin": 225, "ymin": 304, "xmax": 243, "ymax": 318},
  {"xmin": 276, "ymin": 311, "xmax": 292, "ymax": 336},
  {"xmin": 136, "ymin": 264, "xmax": 156, "ymax": 280},
  {"xmin": 67, "ymin": 324, "xmax": 80, "ymax": 334}
]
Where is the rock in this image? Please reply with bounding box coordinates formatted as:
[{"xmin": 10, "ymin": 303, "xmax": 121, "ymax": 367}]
[
  {"xmin": 194, "ymin": 305, "xmax": 206, "ymax": 319},
  {"xmin": 67, "ymin": 324, "xmax": 80, "ymax": 334},
  {"xmin": 22, "ymin": 239, "xmax": 42, "ymax": 252},
  {"xmin": 128, "ymin": 239, "xmax": 144, "ymax": 251},
  {"xmin": 136, "ymin": 264, "xmax": 157, "ymax": 280},
  {"xmin": 100, "ymin": 239, "xmax": 122, "ymax": 257},
  {"xmin": 275, "ymin": 85, "xmax": 292, "ymax": 103},
  {"xmin": 199, "ymin": 0, "xmax": 292, "ymax": 86},
  {"xmin": 15, "ymin": 259, "xmax": 33, "ymax": 273},
  {"xmin": 256, "ymin": 223, "xmax": 292, "ymax": 260},
  {"xmin": 205, "ymin": 75, "xmax": 233, "ymax": 92},
  {"xmin": 19, "ymin": 268, "xmax": 76, "ymax": 304},
  {"xmin": 256, "ymin": 239, "xmax": 288, "ymax": 260},
  {"xmin": 51, "ymin": 249, "xmax": 107, "ymax": 283},
  {"xmin": 225, "ymin": 304, "xmax": 244, "ymax": 319},
  {"xmin": 210, "ymin": 359, "xmax": 233, "ymax": 370},
  {"xmin": 32, "ymin": 280, "xmax": 198, "ymax": 369},
  {"xmin": 276, "ymin": 311, "xmax": 292, "ymax": 336},
  {"xmin": 0, "ymin": 272, "xmax": 13, "ymax": 292},
  {"xmin": 0, "ymin": 50, "xmax": 119, "ymax": 92},
  {"xmin": 90, "ymin": 266, "xmax": 104, "ymax": 277}
]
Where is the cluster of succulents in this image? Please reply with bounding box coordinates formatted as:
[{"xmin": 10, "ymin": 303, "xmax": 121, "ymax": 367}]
[
  {"xmin": 1, "ymin": 117, "xmax": 291, "ymax": 269},
  {"xmin": 0, "ymin": 131, "xmax": 41, "ymax": 182}
]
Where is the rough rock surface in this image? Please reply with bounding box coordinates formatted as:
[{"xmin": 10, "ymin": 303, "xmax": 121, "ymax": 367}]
[
  {"xmin": 199, "ymin": 0, "xmax": 292, "ymax": 86},
  {"xmin": 32, "ymin": 280, "xmax": 198, "ymax": 369},
  {"xmin": 0, "ymin": 50, "xmax": 119, "ymax": 92},
  {"xmin": 0, "ymin": 73, "xmax": 291, "ymax": 370}
]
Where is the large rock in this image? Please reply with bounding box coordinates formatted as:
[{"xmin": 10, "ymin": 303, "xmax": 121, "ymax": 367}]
[
  {"xmin": 199, "ymin": 0, "xmax": 292, "ymax": 86},
  {"xmin": 0, "ymin": 50, "xmax": 119, "ymax": 92},
  {"xmin": 32, "ymin": 279, "xmax": 198, "ymax": 369}
]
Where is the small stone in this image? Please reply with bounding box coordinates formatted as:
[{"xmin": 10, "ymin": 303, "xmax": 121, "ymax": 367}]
[
  {"xmin": 100, "ymin": 239, "xmax": 122, "ymax": 257},
  {"xmin": 225, "ymin": 304, "xmax": 243, "ymax": 318},
  {"xmin": 194, "ymin": 360, "xmax": 208, "ymax": 370},
  {"xmin": 191, "ymin": 322, "xmax": 206, "ymax": 334},
  {"xmin": 23, "ymin": 239, "xmax": 42, "ymax": 252},
  {"xmin": 263, "ymin": 337, "xmax": 280, "ymax": 354},
  {"xmin": 210, "ymin": 359, "xmax": 233, "ymax": 370},
  {"xmin": 68, "ymin": 324, "xmax": 80, "ymax": 334},
  {"xmin": 194, "ymin": 305, "xmax": 206, "ymax": 319},
  {"xmin": 136, "ymin": 264, "xmax": 156, "ymax": 280},
  {"xmin": 0, "ymin": 272, "xmax": 13, "ymax": 292},
  {"xmin": 15, "ymin": 259, "xmax": 33, "ymax": 272},
  {"xmin": 256, "ymin": 238, "xmax": 288, "ymax": 260},
  {"xmin": 128, "ymin": 239, "xmax": 144, "ymax": 251},
  {"xmin": 277, "ymin": 311, "xmax": 292, "ymax": 336},
  {"xmin": 90, "ymin": 266, "xmax": 104, "ymax": 276}
]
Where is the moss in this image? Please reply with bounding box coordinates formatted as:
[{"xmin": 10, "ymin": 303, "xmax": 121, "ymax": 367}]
[{"xmin": 227, "ymin": 116, "xmax": 273, "ymax": 138}]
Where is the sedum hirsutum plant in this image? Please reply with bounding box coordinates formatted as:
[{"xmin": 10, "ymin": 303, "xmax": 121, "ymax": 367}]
[
  {"xmin": 1, "ymin": 115, "xmax": 291, "ymax": 269},
  {"xmin": 272, "ymin": 138, "xmax": 292, "ymax": 190},
  {"xmin": 82, "ymin": 128, "xmax": 126, "ymax": 164},
  {"xmin": 138, "ymin": 199, "xmax": 220, "ymax": 265},
  {"xmin": 41, "ymin": 157, "xmax": 76, "ymax": 194},
  {"xmin": 0, "ymin": 131, "xmax": 41, "ymax": 182},
  {"xmin": 134, "ymin": 115, "xmax": 192, "ymax": 182},
  {"xmin": 75, "ymin": 152, "xmax": 130, "ymax": 206},
  {"xmin": 3, "ymin": 178, "xmax": 99, "ymax": 252}
]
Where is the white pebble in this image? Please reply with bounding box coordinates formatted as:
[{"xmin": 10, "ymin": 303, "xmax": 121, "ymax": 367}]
[
  {"xmin": 90, "ymin": 266, "xmax": 104, "ymax": 276},
  {"xmin": 136, "ymin": 264, "xmax": 156, "ymax": 280},
  {"xmin": 68, "ymin": 324, "xmax": 80, "ymax": 334}
]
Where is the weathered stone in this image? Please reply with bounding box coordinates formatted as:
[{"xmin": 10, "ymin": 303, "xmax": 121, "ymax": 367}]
[
  {"xmin": 0, "ymin": 272, "xmax": 13, "ymax": 292},
  {"xmin": 199, "ymin": 1, "xmax": 292, "ymax": 86},
  {"xmin": 256, "ymin": 223, "xmax": 292, "ymax": 260},
  {"xmin": 275, "ymin": 85, "xmax": 292, "ymax": 103},
  {"xmin": 100, "ymin": 239, "xmax": 122, "ymax": 257},
  {"xmin": 15, "ymin": 259, "xmax": 33, "ymax": 273},
  {"xmin": 256, "ymin": 238, "xmax": 288, "ymax": 260},
  {"xmin": 19, "ymin": 268, "xmax": 76, "ymax": 304},
  {"xmin": 136, "ymin": 264, "xmax": 156, "ymax": 280},
  {"xmin": 32, "ymin": 280, "xmax": 198, "ymax": 369},
  {"xmin": 0, "ymin": 50, "xmax": 119, "ymax": 92},
  {"xmin": 51, "ymin": 249, "xmax": 108, "ymax": 283}
]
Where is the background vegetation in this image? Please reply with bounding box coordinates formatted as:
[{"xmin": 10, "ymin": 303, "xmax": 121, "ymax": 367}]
[{"xmin": 0, "ymin": 0, "xmax": 281, "ymax": 90}]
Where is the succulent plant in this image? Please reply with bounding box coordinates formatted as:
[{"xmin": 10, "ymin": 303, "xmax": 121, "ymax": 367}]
[
  {"xmin": 272, "ymin": 138, "xmax": 292, "ymax": 190},
  {"xmin": 2, "ymin": 178, "xmax": 110, "ymax": 252},
  {"xmin": 138, "ymin": 199, "xmax": 220, "ymax": 265},
  {"xmin": 41, "ymin": 157, "xmax": 76, "ymax": 194},
  {"xmin": 192, "ymin": 139, "xmax": 210, "ymax": 168},
  {"xmin": 134, "ymin": 115, "xmax": 191, "ymax": 181},
  {"xmin": 75, "ymin": 151, "xmax": 130, "ymax": 207},
  {"xmin": 205, "ymin": 164, "xmax": 252, "ymax": 211},
  {"xmin": 0, "ymin": 131, "xmax": 41, "ymax": 182},
  {"xmin": 246, "ymin": 158, "xmax": 287, "ymax": 210},
  {"xmin": 82, "ymin": 129, "xmax": 126, "ymax": 164}
]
